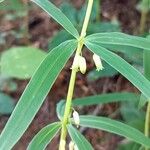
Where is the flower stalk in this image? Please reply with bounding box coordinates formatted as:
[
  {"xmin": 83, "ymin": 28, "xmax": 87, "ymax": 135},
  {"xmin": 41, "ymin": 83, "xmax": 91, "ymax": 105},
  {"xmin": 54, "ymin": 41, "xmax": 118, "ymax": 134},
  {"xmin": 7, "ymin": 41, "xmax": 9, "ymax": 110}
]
[{"xmin": 59, "ymin": 0, "xmax": 94, "ymax": 149}]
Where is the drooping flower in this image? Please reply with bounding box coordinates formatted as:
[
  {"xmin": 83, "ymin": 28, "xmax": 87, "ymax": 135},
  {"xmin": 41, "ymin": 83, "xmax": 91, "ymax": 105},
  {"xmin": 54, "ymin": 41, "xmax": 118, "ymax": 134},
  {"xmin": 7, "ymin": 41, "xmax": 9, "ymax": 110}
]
[
  {"xmin": 93, "ymin": 53, "xmax": 104, "ymax": 71},
  {"xmin": 73, "ymin": 110, "xmax": 80, "ymax": 127},
  {"xmin": 79, "ymin": 56, "xmax": 86, "ymax": 74}
]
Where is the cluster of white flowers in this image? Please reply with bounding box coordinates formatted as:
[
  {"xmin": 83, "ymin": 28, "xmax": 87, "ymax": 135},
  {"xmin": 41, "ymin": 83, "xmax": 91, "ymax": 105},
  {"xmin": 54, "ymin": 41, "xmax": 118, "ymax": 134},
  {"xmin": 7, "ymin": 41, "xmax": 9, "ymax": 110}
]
[
  {"xmin": 71, "ymin": 53, "xmax": 103, "ymax": 74},
  {"xmin": 71, "ymin": 55, "xmax": 86, "ymax": 74}
]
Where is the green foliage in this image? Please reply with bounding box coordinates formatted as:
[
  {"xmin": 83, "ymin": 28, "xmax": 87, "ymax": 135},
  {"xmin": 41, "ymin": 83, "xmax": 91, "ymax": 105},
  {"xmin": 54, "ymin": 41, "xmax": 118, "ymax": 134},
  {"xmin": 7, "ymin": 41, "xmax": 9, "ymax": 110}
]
[
  {"xmin": 73, "ymin": 92, "xmax": 140, "ymax": 107},
  {"xmin": 67, "ymin": 124, "xmax": 93, "ymax": 150},
  {"xmin": 85, "ymin": 32, "xmax": 150, "ymax": 51},
  {"xmin": 28, "ymin": 122, "xmax": 61, "ymax": 150},
  {"xmin": 1, "ymin": 47, "xmax": 47, "ymax": 79},
  {"xmin": 48, "ymin": 1, "xmax": 120, "ymax": 50},
  {"xmin": 57, "ymin": 93, "xmax": 139, "ymax": 120},
  {"xmin": 79, "ymin": 116, "xmax": 150, "ymax": 147},
  {"xmin": 0, "ymin": 40, "xmax": 77, "ymax": 150},
  {"xmin": 85, "ymin": 41, "xmax": 150, "ymax": 100},
  {"xmin": 0, "ymin": 93, "xmax": 15, "ymax": 114}
]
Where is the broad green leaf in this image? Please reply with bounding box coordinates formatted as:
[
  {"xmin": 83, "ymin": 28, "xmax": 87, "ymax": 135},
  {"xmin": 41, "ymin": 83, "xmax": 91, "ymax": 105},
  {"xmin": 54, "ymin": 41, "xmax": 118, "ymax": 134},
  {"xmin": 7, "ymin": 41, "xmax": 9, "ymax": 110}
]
[
  {"xmin": 67, "ymin": 124, "xmax": 93, "ymax": 150},
  {"xmin": 85, "ymin": 32, "xmax": 150, "ymax": 51},
  {"xmin": 79, "ymin": 116, "xmax": 150, "ymax": 147},
  {"xmin": 87, "ymin": 61, "xmax": 118, "ymax": 81},
  {"xmin": 0, "ymin": 40, "xmax": 77, "ymax": 150},
  {"xmin": 1, "ymin": 47, "xmax": 47, "ymax": 79},
  {"xmin": 0, "ymin": 93, "xmax": 15, "ymax": 114},
  {"xmin": 73, "ymin": 92, "xmax": 140, "ymax": 107},
  {"xmin": 31, "ymin": 0, "xmax": 79, "ymax": 38},
  {"xmin": 27, "ymin": 122, "xmax": 61, "ymax": 150},
  {"xmin": 85, "ymin": 42, "xmax": 150, "ymax": 100}
]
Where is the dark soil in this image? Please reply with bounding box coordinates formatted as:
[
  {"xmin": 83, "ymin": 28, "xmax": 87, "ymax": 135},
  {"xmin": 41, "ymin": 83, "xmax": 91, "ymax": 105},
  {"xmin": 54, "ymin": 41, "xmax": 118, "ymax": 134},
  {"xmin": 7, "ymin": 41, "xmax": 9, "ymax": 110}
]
[{"xmin": 0, "ymin": 0, "xmax": 149, "ymax": 149}]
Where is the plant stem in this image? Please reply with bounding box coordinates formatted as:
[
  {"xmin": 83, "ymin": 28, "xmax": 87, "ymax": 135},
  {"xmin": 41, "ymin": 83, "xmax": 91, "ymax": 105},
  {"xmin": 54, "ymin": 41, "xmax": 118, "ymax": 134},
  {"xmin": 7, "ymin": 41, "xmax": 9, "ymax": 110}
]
[
  {"xmin": 59, "ymin": 0, "xmax": 93, "ymax": 149},
  {"xmin": 145, "ymin": 102, "xmax": 150, "ymax": 150},
  {"xmin": 144, "ymin": 49, "xmax": 150, "ymax": 150},
  {"xmin": 139, "ymin": 0, "xmax": 149, "ymax": 34},
  {"xmin": 139, "ymin": 10, "xmax": 147, "ymax": 34}
]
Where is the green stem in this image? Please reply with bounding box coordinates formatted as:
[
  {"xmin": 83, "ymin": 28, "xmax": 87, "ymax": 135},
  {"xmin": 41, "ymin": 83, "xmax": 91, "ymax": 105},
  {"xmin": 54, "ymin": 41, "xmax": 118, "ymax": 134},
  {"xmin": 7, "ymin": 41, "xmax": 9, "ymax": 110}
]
[
  {"xmin": 145, "ymin": 103, "xmax": 150, "ymax": 150},
  {"xmin": 144, "ymin": 49, "xmax": 150, "ymax": 150},
  {"xmin": 59, "ymin": 0, "xmax": 94, "ymax": 149},
  {"xmin": 139, "ymin": 10, "xmax": 147, "ymax": 34},
  {"xmin": 139, "ymin": 0, "xmax": 149, "ymax": 34}
]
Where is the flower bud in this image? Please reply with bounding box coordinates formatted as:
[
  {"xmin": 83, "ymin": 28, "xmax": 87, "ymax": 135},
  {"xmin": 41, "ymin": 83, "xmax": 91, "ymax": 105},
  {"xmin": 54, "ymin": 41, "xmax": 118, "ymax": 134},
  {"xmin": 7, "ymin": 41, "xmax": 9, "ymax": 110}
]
[
  {"xmin": 71, "ymin": 55, "xmax": 80, "ymax": 71},
  {"xmin": 79, "ymin": 56, "xmax": 86, "ymax": 74},
  {"xmin": 73, "ymin": 110, "xmax": 80, "ymax": 128},
  {"xmin": 69, "ymin": 141, "xmax": 75, "ymax": 150},
  {"xmin": 93, "ymin": 54, "xmax": 103, "ymax": 71}
]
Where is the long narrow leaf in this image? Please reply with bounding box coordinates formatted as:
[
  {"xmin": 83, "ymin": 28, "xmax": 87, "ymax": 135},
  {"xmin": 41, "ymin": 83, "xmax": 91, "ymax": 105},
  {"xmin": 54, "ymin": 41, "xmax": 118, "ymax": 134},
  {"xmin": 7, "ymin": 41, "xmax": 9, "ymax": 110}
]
[
  {"xmin": 67, "ymin": 124, "xmax": 93, "ymax": 150},
  {"xmin": 0, "ymin": 40, "xmax": 77, "ymax": 150},
  {"xmin": 31, "ymin": 0, "xmax": 79, "ymax": 38},
  {"xmin": 79, "ymin": 116, "xmax": 150, "ymax": 147},
  {"xmin": 85, "ymin": 32, "xmax": 150, "ymax": 51},
  {"xmin": 27, "ymin": 122, "xmax": 61, "ymax": 150},
  {"xmin": 56, "ymin": 93, "xmax": 139, "ymax": 120},
  {"xmin": 85, "ymin": 41, "xmax": 150, "ymax": 100},
  {"xmin": 73, "ymin": 92, "xmax": 140, "ymax": 106}
]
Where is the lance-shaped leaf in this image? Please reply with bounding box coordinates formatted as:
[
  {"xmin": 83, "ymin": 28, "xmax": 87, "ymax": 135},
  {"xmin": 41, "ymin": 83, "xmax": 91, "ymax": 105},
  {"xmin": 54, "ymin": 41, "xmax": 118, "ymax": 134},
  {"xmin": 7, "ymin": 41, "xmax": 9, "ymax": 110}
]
[
  {"xmin": 27, "ymin": 122, "xmax": 61, "ymax": 150},
  {"xmin": 56, "ymin": 92, "xmax": 139, "ymax": 120},
  {"xmin": 79, "ymin": 116, "xmax": 150, "ymax": 147},
  {"xmin": 73, "ymin": 92, "xmax": 140, "ymax": 106},
  {"xmin": 0, "ymin": 40, "xmax": 77, "ymax": 150},
  {"xmin": 31, "ymin": 0, "xmax": 79, "ymax": 38},
  {"xmin": 85, "ymin": 32, "xmax": 150, "ymax": 51},
  {"xmin": 67, "ymin": 124, "xmax": 93, "ymax": 150},
  {"xmin": 85, "ymin": 41, "xmax": 150, "ymax": 99}
]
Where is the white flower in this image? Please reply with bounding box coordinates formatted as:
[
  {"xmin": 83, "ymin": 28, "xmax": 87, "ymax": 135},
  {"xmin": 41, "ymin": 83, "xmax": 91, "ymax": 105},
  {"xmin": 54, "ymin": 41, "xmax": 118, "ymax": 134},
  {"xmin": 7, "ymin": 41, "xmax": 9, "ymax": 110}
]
[
  {"xmin": 71, "ymin": 55, "xmax": 80, "ymax": 71},
  {"xmin": 93, "ymin": 53, "xmax": 104, "ymax": 71},
  {"xmin": 69, "ymin": 141, "xmax": 75, "ymax": 150},
  {"xmin": 79, "ymin": 56, "xmax": 86, "ymax": 74},
  {"xmin": 73, "ymin": 110, "xmax": 80, "ymax": 127}
]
